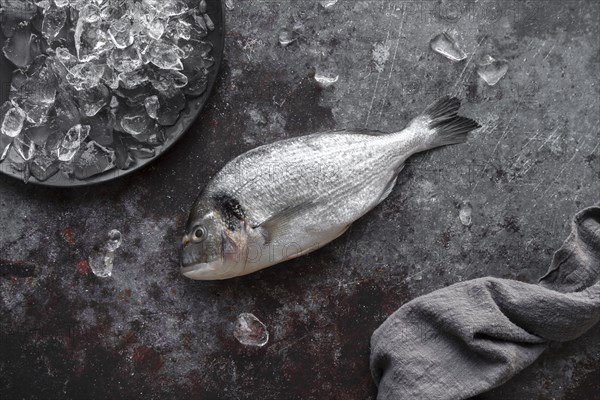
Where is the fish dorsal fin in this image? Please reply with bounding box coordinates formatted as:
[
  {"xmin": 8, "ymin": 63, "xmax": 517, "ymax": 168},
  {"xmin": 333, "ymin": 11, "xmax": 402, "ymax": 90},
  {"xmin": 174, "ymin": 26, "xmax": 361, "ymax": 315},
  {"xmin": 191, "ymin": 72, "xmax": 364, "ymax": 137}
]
[{"xmin": 256, "ymin": 201, "xmax": 315, "ymax": 245}]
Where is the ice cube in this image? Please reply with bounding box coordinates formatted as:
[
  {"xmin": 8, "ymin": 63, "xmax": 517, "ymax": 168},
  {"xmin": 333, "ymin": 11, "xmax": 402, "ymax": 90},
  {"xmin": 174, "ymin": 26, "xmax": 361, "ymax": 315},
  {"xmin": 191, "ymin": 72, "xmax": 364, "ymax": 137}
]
[
  {"xmin": 54, "ymin": 0, "xmax": 69, "ymax": 6},
  {"xmin": 233, "ymin": 313, "xmax": 269, "ymax": 347},
  {"xmin": 73, "ymin": 140, "xmax": 115, "ymax": 179},
  {"xmin": 459, "ymin": 201, "xmax": 473, "ymax": 226},
  {"xmin": 156, "ymin": 87, "xmax": 185, "ymax": 126},
  {"xmin": 319, "ymin": 0, "xmax": 338, "ymax": 8},
  {"xmin": 101, "ymin": 66, "xmax": 120, "ymax": 90},
  {"xmin": 86, "ymin": 110, "xmax": 114, "ymax": 146},
  {"xmin": 1, "ymin": 1, "xmax": 38, "ymax": 37},
  {"xmin": 151, "ymin": 70, "xmax": 188, "ymax": 91},
  {"xmin": 179, "ymin": 39, "xmax": 211, "ymax": 60},
  {"xmin": 66, "ymin": 63, "xmax": 105, "ymax": 90},
  {"xmin": 89, "ymin": 247, "xmax": 114, "ymax": 277},
  {"xmin": 108, "ymin": 17, "xmax": 134, "ymax": 49},
  {"xmin": 314, "ymin": 72, "xmax": 339, "ymax": 88},
  {"xmin": 54, "ymin": 89, "xmax": 82, "ymax": 130},
  {"xmin": 106, "ymin": 229, "xmax": 122, "ymax": 251},
  {"xmin": 2, "ymin": 23, "xmax": 36, "ymax": 68},
  {"xmin": 117, "ymin": 69, "xmax": 151, "ymax": 90},
  {"xmin": 57, "ymin": 124, "xmax": 90, "ymax": 161},
  {"xmin": 203, "ymin": 13, "xmax": 214, "ymax": 31},
  {"xmin": 120, "ymin": 107, "xmax": 152, "ymax": 136},
  {"xmin": 430, "ymin": 32, "xmax": 467, "ymax": 62},
  {"xmin": 144, "ymin": 96, "xmax": 159, "ymax": 120},
  {"xmin": 163, "ymin": 0, "xmax": 188, "ymax": 17},
  {"xmin": 13, "ymin": 135, "xmax": 36, "ymax": 161},
  {"xmin": 30, "ymin": 151, "xmax": 59, "ymax": 181},
  {"xmin": 108, "ymin": 44, "xmax": 143, "ymax": 73},
  {"xmin": 192, "ymin": 12, "xmax": 208, "ymax": 37},
  {"xmin": 183, "ymin": 72, "xmax": 208, "ymax": 97},
  {"xmin": 174, "ymin": 20, "xmax": 191, "ymax": 40},
  {"xmin": 41, "ymin": 3, "xmax": 67, "ymax": 40},
  {"xmin": 74, "ymin": 6, "xmax": 113, "ymax": 61},
  {"xmin": 0, "ymin": 133, "xmax": 13, "ymax": 162},
  {"xmin": 1, "ymin": 105, "xmax": 26, "ymax": 137},
  {"xmin": 69, "ymin": 0, "xmax": 93, "ymax": 11},
  {"xmin": 477, "ymin": 55, "xmax": 509, "ymax": 86},
  {"xmin": 278, "ymin": 30, "xmax": 296, "ymax": 47},
  {"xmin": 52, "ymin": 47, "xmax": 78, "ymax": 80},
  {"xmin": 35, "ymin": 0, "xmax": 51, "ymax": 9},
  {"xmin": 224, "ymin": 0, "xmax": 234, "ymax": 10},
  {"xmin": 79, "ymin": 3, "xmax": 101, "ymax": 22},
  {"xmin": 24, "ymin": 123, "xmax": 55, "ymax": 146},
  {"xmin": 112, "ymin": 133, "xmax": 135, "ymax": 169},
  {"xmin": 78, "ymin": 84, "xmax": 109, "ymax": 116},
  {"xmin": 198, "ymin": 0, "xmax": 207, "ymax": 13},
  {"xmin": 146, "ymin": 40, "xmax": 184, "ymax": 70},
  {"xmin": 146, "ymin": 16, "xmax": 167, "ymax": 40},
  {"xmin": 129, "ymin": 143, "xmax": 155, "ymax": 159},
  {"xmin": 15, "ymin": 59, "xmax": 58, "ymax": 125},
  {"xmin": 10, "ymin": 70, "xmax": 27, "ymax": 90},
  {"xmin": 143, "ymin": 0, "xmax": 188, "ymax": 17}
]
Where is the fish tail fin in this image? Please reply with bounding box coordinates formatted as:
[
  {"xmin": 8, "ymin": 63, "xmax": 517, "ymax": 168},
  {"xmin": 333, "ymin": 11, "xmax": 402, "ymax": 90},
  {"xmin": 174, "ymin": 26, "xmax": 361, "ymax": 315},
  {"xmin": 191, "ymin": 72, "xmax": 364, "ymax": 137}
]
[{"xmin": 416, "ymin": 96, "xmax": 481, "ymax": 149}]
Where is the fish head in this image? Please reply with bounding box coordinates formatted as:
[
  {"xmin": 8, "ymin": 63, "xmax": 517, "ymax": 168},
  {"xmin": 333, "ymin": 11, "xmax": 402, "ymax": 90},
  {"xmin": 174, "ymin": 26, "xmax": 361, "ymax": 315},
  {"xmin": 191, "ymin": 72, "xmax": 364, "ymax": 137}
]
[{"xmin": 180, "ymin": 202, "xmax": 248, "ymax": 280}]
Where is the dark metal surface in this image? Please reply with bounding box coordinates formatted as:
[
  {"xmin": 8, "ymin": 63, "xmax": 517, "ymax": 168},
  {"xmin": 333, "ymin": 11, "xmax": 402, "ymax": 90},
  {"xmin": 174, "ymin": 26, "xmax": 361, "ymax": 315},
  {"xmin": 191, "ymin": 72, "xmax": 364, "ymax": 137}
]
[
  {"xmin": 0, "ymin": 0, "xmax": 225, "ymax": 187},
  {"xmin": 1, "ymin": 1, "xmax": 599, "ymax": 399}
]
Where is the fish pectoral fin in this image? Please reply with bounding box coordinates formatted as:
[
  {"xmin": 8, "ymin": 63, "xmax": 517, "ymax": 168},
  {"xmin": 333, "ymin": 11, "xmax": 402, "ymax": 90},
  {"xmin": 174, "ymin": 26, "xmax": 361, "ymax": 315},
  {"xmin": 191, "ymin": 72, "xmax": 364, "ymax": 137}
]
[{"xmin": 256, "ymin": 201, "xmax": 315, "ymax": 245}]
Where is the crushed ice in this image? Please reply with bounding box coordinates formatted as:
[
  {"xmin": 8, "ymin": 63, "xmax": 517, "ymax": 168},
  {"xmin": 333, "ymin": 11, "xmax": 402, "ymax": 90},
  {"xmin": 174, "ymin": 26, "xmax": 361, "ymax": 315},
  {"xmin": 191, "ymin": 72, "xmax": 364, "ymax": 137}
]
[
  {"xmin": 234, "ymin": 313, "xmax": 269, "ymax": 347},
  {"xmin": 0, "ymin": 0, "xmax": 216, "ymax": 182},
  {"xmin": 89, "ymin": 229, "xmax": 122, "ymax": 278},
  {"xmin": 314, "ymin": 71, "xmax": 339, "ymax": 88},
  {"xmin": 430, "ymin": 32, "xmax": 467, "ymax": 62},
  {"xmin": 459, "ymin": 201, "xmax": 473, "ymax": 227},
  {"xmin": 477, "ymin": 55, "xmax": 509, "ymax": 86}
]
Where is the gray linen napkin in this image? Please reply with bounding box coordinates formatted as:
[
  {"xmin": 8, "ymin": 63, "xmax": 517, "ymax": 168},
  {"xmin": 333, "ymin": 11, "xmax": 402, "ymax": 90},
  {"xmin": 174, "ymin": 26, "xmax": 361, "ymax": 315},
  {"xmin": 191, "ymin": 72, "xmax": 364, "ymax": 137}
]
[{"xmin": 370, "ymin": 205, "xmax": 600, "ymax": 400}]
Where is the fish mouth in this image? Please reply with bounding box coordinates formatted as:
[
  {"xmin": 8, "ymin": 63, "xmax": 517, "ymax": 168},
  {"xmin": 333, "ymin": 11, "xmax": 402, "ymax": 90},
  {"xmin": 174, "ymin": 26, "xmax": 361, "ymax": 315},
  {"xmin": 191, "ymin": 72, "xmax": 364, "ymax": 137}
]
[{"xmin": 180, "ymin": 263, "xmax": 214, "ymax": 278}]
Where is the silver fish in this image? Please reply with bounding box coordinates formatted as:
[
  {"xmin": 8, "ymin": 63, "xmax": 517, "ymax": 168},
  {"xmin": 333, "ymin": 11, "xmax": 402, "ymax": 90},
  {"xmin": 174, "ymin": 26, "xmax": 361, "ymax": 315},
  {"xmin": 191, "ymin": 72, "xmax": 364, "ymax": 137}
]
[{"xmin": 181, "ymin": 97, "xmax": 480, "ymax": 280}]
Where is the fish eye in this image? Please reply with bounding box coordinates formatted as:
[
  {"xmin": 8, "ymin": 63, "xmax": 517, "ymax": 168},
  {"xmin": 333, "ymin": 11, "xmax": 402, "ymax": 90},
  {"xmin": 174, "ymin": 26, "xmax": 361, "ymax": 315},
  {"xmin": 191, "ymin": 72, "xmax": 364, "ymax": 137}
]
[{"xmin": 192, "ymin": 226, "xmax": 207, "ymax": 242}]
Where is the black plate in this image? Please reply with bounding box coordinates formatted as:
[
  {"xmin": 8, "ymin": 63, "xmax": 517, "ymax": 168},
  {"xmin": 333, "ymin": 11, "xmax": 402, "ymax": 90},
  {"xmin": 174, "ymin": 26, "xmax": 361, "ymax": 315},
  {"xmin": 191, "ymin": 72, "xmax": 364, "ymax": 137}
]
[{"xmin": 0, "ymin": 0, "xmax": 224, "ymax": 187}]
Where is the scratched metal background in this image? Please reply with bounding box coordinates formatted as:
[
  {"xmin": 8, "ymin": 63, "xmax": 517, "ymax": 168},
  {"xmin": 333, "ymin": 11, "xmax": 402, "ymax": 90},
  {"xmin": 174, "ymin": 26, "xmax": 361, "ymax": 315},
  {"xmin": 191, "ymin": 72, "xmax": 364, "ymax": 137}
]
[{"xmin": 1, "ymin": 0, "xmax": 599, "ymax": 399}]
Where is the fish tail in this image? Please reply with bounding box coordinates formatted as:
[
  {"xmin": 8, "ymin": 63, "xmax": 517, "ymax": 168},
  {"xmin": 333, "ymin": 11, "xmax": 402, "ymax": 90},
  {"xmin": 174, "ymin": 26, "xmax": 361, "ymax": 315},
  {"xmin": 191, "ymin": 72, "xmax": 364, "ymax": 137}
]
[{"xmin": 417, "ymin": 96, "xmax": 481, "ymax": 149}]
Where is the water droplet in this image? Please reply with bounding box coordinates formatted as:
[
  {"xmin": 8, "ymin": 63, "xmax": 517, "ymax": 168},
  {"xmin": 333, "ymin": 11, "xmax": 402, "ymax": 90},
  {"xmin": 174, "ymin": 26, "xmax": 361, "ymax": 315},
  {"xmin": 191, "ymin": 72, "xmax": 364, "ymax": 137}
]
[
  {"xmin": 430, "ymin": 32, "xmax": 467, "ymax": 62},
  {"xmin": 459, "ymin": 201, "xmax": 473, "ymax": 227},
  {"xmin": 234, "ymin": 313, "xmax": 269, "ymax": 347},
  {"xmin": 476, "ymin": 55, "xmax": 509, "ymax": 86}
]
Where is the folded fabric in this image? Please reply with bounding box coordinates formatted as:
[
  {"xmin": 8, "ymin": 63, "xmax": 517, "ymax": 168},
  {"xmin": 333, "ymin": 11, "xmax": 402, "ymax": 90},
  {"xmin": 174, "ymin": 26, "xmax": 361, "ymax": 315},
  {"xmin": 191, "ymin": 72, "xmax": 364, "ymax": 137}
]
[{"xmin": 370, "ymin": 205, "xmax": 600, "ymax": 400}]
